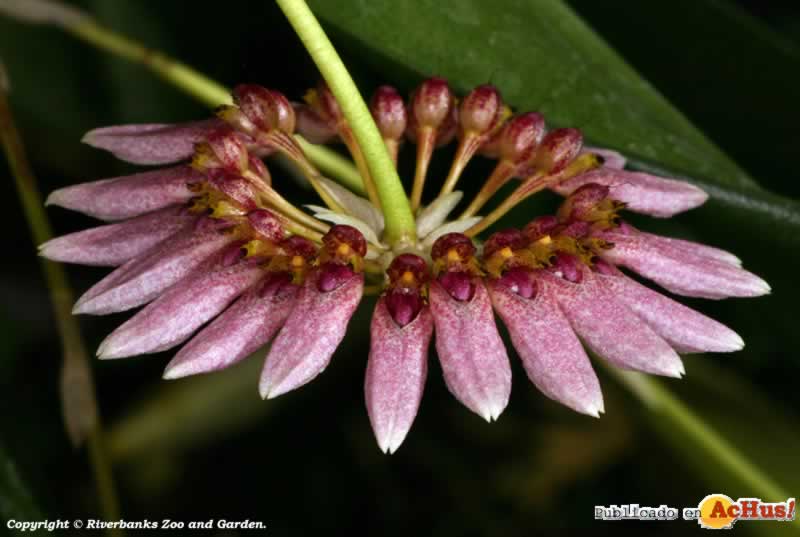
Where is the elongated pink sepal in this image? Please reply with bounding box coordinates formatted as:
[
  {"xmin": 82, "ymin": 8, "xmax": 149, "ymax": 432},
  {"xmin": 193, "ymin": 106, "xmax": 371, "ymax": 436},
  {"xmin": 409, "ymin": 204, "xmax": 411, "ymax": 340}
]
[
  {"xmin": 634, "ymin": 230, "xmax": 741, "ymax": 266},
  {"xmin": 365, "ymin": 299, "xmax": 433, "ymax": 454},
  {"xmin": 600, "ymin": 231, "xmax": 769, "ymax": 299},
  {"xmin": 488, "ymin": 278, "xmax": 604, "ymax": 416},
  {"xmin": 429, "ymin": 280, "xmax": 511, "ymax": 422},
  {"xmin": 82, "ymin": 119, "xmax": 223, "ymax": 165},
  {"xmin": 46, "ymin": 165, "xmax": 202, "ymax": 221},
  {"xmin": 259, "ymin": 271, "xmax": 364, "ymax": 399},
  {"xmin": 545, "ymin": 269, "xmax": 685, "ymax": 377},
  {"xmin": 163, "ymin": 276, "xmax": 300, "ymax": 379},
  {"xmin": 73, "ymin": 225, "xmax": 236, "ymax": 315},
  {"xmin": 39, "ymin": 207, "xmax": 195, "ymax": 266},
  {"xmin": 97, "ymin": 262, "xmax": 264, "ymax": 359},
  {"xmin": 596, "ymin": 271, "xmax": 743, "ymax": 353},
  {"xmin": 554, "ymin": 168, "xmax": 708, "ymax": 217}
]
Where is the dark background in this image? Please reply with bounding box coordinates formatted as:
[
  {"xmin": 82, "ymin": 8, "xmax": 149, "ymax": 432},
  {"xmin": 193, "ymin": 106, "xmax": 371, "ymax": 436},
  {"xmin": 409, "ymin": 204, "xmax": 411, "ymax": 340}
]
[{"xmin": 0, "ymin": 1, "xmax": 798, "ymax": 535}]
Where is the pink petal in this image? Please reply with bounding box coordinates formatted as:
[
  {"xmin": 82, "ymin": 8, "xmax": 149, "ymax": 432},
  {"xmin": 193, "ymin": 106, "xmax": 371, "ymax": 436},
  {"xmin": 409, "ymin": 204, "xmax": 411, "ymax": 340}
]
[
  {"xmin": 488, "ymin": 278, "xmax": 604, "ymax": 417},
  {"xmin": 97, "ymin": 261, "xmax": 264, "ymax": 359},
  {"xmin": 365, "ymin": 299, "xmax": 433, "ymax": 454},
  {"xmin": 633, "ymin": 230, "xmax": 741, "ymax": 267},
  {"xmin": 553, "ymin": 168, "xmax": 708, "ymax": 217},
  {"xmin": 82, "ymin": 119, "xmax": 223, "ymax": 165},
  {"xmin": 73, "ymin": 224, "xmax": 237, "ymax": 315},
  {"xmin": 46, "ymin": 165, "xmax": 202, "ymax": 221},
  {"xmin": 163, "ymin": 275, "xmax": 300, "ymax": 379},
  {"xmin": 583, "ymin": 146, "xmax": 626, "ymax": 169},
  {"xmin": 259, "ymin": 271, "xmax": 364, "ymax": 399},
  {"xmin": 544, "ymin": 269, "xmax": 685, "ymax": 377},
  {"xmin": 39, "ymin": 207, "xmax": 195, "ymax": 266},
  {"xmin": 596, "ymin": 272, "xmax": 743, "ymax": 353},
  {"xmin": 428, "ymin": 279, "xmax": 511, "ymax": 422},
  {"xmin": 600, "ymin": 231, "xmax": 770, "ymax": 299}
]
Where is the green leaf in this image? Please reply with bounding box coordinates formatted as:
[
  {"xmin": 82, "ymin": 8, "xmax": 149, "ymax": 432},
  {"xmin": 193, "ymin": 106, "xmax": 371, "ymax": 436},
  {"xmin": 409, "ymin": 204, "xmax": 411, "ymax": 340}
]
[{"xmin": 308, "ymin": 0, "xmax": 757, "ymax": 188}]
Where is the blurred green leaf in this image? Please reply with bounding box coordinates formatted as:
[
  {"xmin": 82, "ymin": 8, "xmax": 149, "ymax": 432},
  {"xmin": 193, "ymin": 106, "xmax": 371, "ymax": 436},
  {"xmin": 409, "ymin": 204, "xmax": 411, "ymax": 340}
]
[
  {"xmin": 569, "ymin": 0, "xmax": 800, "ymax": 197},
  {"xmin": 309, "ymin": 0, "xmax": 757, "ymax": 188}
]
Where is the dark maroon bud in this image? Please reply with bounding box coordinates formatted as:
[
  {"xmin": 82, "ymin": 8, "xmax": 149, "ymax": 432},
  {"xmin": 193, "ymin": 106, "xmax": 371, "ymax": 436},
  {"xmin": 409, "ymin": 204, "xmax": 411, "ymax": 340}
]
[
  {"xmin": 280, "ymin": 235, "xmax": 318, "ymax": 260},
  {"xmin": 205, "ymin": 128, "xmax": 249, "ymax": 172},
  {"xmin": 482, "ymin": 228, "xmax": 528, "ymax": 259},
  {"xmin": 323, "ymin": 224, "xmax": 367, "ymax": 259},
  {"xmin": 247, "ymin": 209, "xmax": 285, "ymax": 242},
  {"xmin": 430, "ymin": 232, "xmax": 476, "ymax": 263},
  {"xmin": 316, "ymin": 82, "xmax": 344, "ymax": 125},
  {"xmin": 409, "ymin": 77, "xmax": 455, "ymax": 130},
  {"xmin": 294, "ymin": 103, "xmax": 337, "ymax": 143},
  {"xmin": 497, "ymin": 267, "xmax": 537, "ymax": 299},
  {"xmin": 317, "ymin": 263, "xmax": 356, "ymax": 292},
  {"xmin": 459, "ymin": 84, "xmax": 502, "ymax": 135},
  {"xmin": 207, "ymin": 172, "xmax": 257, "ymax": 211},
  {"xmin": 533, "ymin": 128, "xmax": 583, "ymax": 174},
  {"xmin": 438, "ymin": 271, "xmax": 475, "ymax": 302},
  {"xmin": 563, "ymin": 183, "xmax": 611, "ymax": 218},
  {"xmin": 387, "ymin": 253, "xmax": 429, "ymax": 286},
  {"xmin": 384, "ymin": 254, "xmax": 428, "ymax": 327},
  {"xmin": 551, "ymin": 252, "xmax": 583, "ymax": 283},
  {"xmin": 522, "ymin": 216, "xmax": 559, "ymax": 242},
  {"xmin": 233, "ymin": 85, "xmax": 296, "ymax": 134},
  {"xmin": 370, "ymin": 86, "xmax": 407, "ymax": 141},
  {"xmin": 248, "ymin": 155, "xmax": 271, "ymax": 183},
  {"xmin": 483, "ymin": 112, "xmax": 546, "ymax": 163}
]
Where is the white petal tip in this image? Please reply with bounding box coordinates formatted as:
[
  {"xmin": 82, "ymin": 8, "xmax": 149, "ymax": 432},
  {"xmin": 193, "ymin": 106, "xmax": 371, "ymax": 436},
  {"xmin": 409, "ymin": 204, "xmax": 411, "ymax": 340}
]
[
  {"xmin": 259, "ymin": 381, "xmax": 286, "ymax": 400},
  {"xmin": 162, "ymin": 364, "xmax": 189, "ymax": 380}
]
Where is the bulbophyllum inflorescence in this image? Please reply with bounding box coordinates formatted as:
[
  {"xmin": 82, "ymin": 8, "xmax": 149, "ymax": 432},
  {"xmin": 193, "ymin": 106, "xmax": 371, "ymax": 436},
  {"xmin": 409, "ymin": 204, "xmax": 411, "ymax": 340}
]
[{"xmin": 41, "ymin": 79, "xmax": 769, "ymax": 453}]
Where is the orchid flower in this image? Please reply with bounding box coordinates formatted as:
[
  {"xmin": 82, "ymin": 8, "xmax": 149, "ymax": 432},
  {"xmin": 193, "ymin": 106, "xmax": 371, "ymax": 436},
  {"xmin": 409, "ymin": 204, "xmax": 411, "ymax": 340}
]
[{"xmin": 41, "ymin": 78, "xmax": 768, "ymax": 454}]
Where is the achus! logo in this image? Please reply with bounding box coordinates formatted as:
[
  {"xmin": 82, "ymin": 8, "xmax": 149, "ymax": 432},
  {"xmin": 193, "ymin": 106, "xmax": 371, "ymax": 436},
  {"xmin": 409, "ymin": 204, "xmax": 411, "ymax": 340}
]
[{"xmin": 697, "ymin": 494, "xmax": 795, "ymax": 529}]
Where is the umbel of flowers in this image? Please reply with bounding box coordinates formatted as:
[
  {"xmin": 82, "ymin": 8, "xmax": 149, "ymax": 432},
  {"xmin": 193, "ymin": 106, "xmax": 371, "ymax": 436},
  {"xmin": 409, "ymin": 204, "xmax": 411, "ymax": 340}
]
[{"xmin": 41, "ymin": 79, "xmax": 768, "ymax": 453}]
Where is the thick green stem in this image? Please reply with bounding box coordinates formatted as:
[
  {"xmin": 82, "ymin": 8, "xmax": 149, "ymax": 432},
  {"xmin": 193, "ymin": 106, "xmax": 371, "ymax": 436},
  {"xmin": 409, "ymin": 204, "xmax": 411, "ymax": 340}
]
[
  {"xmin": 0, "ymin": 69, "xmax": 122, "ymax": 535},
  {"xmin": 276, "ymin": 0, "xmax": 417, "ymax": 245}
]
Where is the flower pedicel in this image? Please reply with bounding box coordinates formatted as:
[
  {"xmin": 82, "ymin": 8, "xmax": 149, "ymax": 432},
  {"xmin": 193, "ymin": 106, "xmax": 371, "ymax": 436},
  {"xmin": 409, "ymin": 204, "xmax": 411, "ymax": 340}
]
[{"xmin": 41, "ymin": 79, "xmax": 768, "ymax": 453}]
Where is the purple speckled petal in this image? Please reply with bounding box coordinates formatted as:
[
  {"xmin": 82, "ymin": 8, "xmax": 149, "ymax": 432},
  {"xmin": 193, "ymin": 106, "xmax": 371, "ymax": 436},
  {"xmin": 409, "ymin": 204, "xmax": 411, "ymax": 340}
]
[
  {"xmin": 73, "ymin": 223, "xmax": 237, "ymax": 315},
  {"xmin": 97, "ymin": 262, "xmax": 264, "ymax": 359},
  {"xmin": 488, "ymin": 278, "xmax": 604, "ymax": 417},
  {"xmin": 599, "ymin": 231, "xmax": 769, "ymax": 299},
  {"xmin": 82, "ymin": 119, "xmax": 223, "ymax": 165},
  {"xmin": 46, "ymin": 165, "xmax": 202, "ymax": 221},
  {"xmin": 553, "ymin": 168, "xmax": 708, "ymax": 217},
  {"xmin": 365, "ymin": 299, "xmax": 433, "ymax": 454},
  {"xmin": 544, "ymin": 269, "xmax": 685, "ymax": 377},
  {"xmin": 582, "ymin": 146, "xmax": 626, "ymax": 170},
  {"xmin": 39, "ymin": 207, "xmax": 195, "ymax": 266},
  {"xmin": 429, "ymin": 279, "xmax": 511, "ymax": 422},
  {"xmin": 163, "ymin": 275, "xmax": 300, "ymax": 379},
  {"xmin": 259, "ymin": 271, "xmax": 364, "ymax": 399},
  {"xmin": 596, "ymin": 271, "xmax": 743, "ymax": 353}
]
